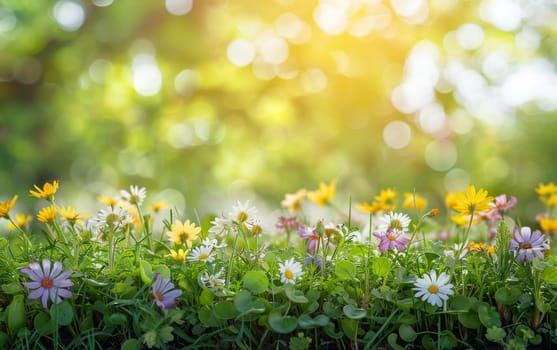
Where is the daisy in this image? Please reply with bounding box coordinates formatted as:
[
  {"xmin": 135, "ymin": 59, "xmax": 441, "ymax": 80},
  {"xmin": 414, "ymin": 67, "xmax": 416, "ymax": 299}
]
[
  {"xmin": 29, "ymin": 180, "xmax": 59, "ymax": 200},
  {"xmin": 279, "ymin": 257, "xmax": 303, "ymax": 285},
  {"xmin": 307, "ymin": 180, "xmax": 336, "ymax": 207},
  {"xmin": 298, "ymin": 225, "xmax": 320, "ymax": 253},
  {"xmin": 413, "ymin": 270, "xmax": 454, "ymax": 307},
  {"xmin": 373, "ymin": 228, "xmax": 410, "ymax": 252},
  {"xmin": 89, "ymin": 206, "xmax": 133, "ymax": 234},
  {"xmin": 377, "ymin": 212, "xmax": 411, "ymax": 232},
  {"xmin": 0, "ymin": 195, "xmax": 18, "ymax": 218},
  {"xmin": 492, "ymin": 194, "xmax": 517, "ymax": 212},
  {"xmin": 120, "ymin": 185, "xmax": 147, "ymax": 206},
  {"xmin": 20, "ymin": 259, "xmax": 74, "ymax": 309},
  {"xmin": 167, "ymin": 219, "xmax": 200, "ymax": 246},
  {"xmin": 510, "ymin": 226, "xmax": 549, "ymax": 262},
  {"xmin": 166, "ymin": 248, "xmax": 188, "ymax": 262},
  {"xmin": 37, "ymin": 205, "xmax": 57, "ymax": 223},
  {"xmin": 200, "ymin": 269, "xmax": 226, "ymax": 291},
  {"xmin": 152, "ymin": 274, "xmax": 182, "ymax": 310},
  {"xmin": 58, "ymin": 206, "xmax": 88, "ymax": 226},
  {"xmin": 208, "ymin": 215, "xmax": 232, "ymax": 237},
  {"xmin": 200, "ymin": 238, "xmax": 227, "ymax": 250},
  {"xmin": 229, "ymin": 200, "xmax": 257, "ymax": 224},
  {"xmin": 452, "ymin": 185, "xmax": 494, "ymax": 218},
  {"xmin": 187, "ymin": 245, "xmax": 215, "ymax": 263},
  {"xmin": 281, "ymin": 189, "xmax": 307, "ymax": 212}
]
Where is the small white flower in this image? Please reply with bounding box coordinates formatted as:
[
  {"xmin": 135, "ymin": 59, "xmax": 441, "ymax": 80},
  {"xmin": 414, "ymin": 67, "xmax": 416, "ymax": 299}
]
[
  {"xmin": 88, "ymin": 206, "xmax": 133, "ymax": 237},
  {"xmin": 120, "ymin": 185, "xmax": 147, "ymax": 205},
  {"xmin": 279, "ymin": 257, "xmax": 303, "ymax": 285},
  {"xmin": 187, "ymin": 246, "xmax": 215, "ymax": 263},
  {"xmin": 200, "ymin": 269, "xmax": 226, "ymax": 291},
  {"xmin": 413, "ymin": 270, "xmax": 454, "ymax": 307},
  {"xmin": 208, "ymin": 215, "xmax": 232, "ymax": 237},
  {"xmin": 229, "ymin": 200, "xmax": 257, "ymax": 224},
  {"xmin": 201, "ymin": 238, "xmax": 227, "ymax": 250},
  {"xmin": 377, "ymin": 212, "xmax": 411, "ymax": 232}
]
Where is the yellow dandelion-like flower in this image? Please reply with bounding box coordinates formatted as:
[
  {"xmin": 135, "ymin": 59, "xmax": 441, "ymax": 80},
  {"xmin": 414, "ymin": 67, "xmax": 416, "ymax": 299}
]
[
  {"xmin": 166, "ymin": 248, "xmax": 188, "ymax": 262},
  {"xmin": 149, "ymin": 201, "xmax": 169, "ymax": 213},
  {"xmin": 539, "ymin": 216, "xmax": 557, "ymax": 233},
  {"xmin": 541, "ymin": 194, "xmax": 557, "ymax": 207},
  {"xmin": 98, "ymin": 195, "xmax": 118, "ymax": 207},
  {"xmin": 37, "ymin": 205, "xmax": 57, "ymax": 223},
  {"xmin": 58, "ymin": 206, "xmax": 89, "ymax": 225},
  {"xmin": 375, "ymin": 188, "xmax": 397, "ymax": 205},
  {"xmin": 167, "ymin": 219, "xmax": 200, "ymax": 246},
  {"xmin": 445, "ymin": 191, "xmax": 458, "ymax": 210},
  {"xmin": 536, "ymin": 182, "xmax": 557, "ymax": 196},
  {"xmin": 403, "ymin": 192, "xmax": 427, "ymax": 211},
  {"xmin": 355, "ymin": 201, "xmax": 384, "ymax": 214},
  {"xmin": 29, "ymin": 180, "xmax": 59, "ymax": 200},
  {"xmin": 0, "ymin": 195, "xmax": 18, "ymax": 218},
  {"xmin": 307, "ymin": 180, "xmax": 336, "ymax": 207},
  {"xmin": 452, "ymin": 185, "xmax": 493, "ymax": 218},
  {"xmin": 7, "ymin": 213, "xmax": 32, "ymax": 230},
  {"xmin": 281, "ymin": 189, "xmax": 307, "ymax": 213}
]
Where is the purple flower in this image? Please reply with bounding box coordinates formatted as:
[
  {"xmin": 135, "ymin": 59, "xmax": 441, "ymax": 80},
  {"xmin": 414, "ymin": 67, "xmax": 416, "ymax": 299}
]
[
  {"xmin": 493, "ymin": 194, "xmax": 517, "ymax": 212},
  {"xmin": 373, "ymin": 228, "xmax": 410, "ymax": 253},
  {"xmin": 510, "ymin": 226, "xmax": 549, "ymax": 262},
  {"xmin": 20, "ymin": 259, "xmax": 74, "ymax": 308},
  {"xmin": 298, "ymin": 225, "xmax": 320, "ymax": 253},
  {"xmin": 152, "ymin": 274, "xmax": 182, "ymax": 310}
]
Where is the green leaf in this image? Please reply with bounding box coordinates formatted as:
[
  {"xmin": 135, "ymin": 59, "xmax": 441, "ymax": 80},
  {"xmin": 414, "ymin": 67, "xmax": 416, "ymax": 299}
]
[
  {"xmin": 213, "ymin": 301, "xmax": 240, "ymax": 320},
  {"xmin": 478, "ymin": 304, "xmax": 501, "ymax": 328},
  {"xmin": 7, "ymin": 295, "xmax": 26, "ymax": 335},
  {"xmin": 199, "ymin": 289, "xmax": 214, "ymax": 305},
  {"xmin": 342, "ymin": 304, "xmax": 367, "ymax": 319},
  {"xmin": 107, "ymin": 313, "xmax": 127, "ymax": 326},
  {"xmin": 242, "ymin": 271, "xmax": 268, "ymax": 294},
  {"xmin": 495, "ymin": 286, "xmax": 522, "ymax": 305},
  {"xmin": 323, "ymin": 301, "xmax": 343, "ymax": 319},
  {"xmin": 50, "ymin": 300, "xmax": 73, "ymax": 326},
  {"xmin": 387, "ymin": 333, "xmax": 404, "ymax": 350},
  {"xmin": 2, "ymin": 282, "xmax": 23, "ymax": 294},
  {"xmin": 458, "ymin": 312, "xmax": 481, "ymax": 329},
  {"xmin": 197, "ymin": 306, "xmax": 224, "ymax": 327},
  {"xmin": 542, "ymin": 266, "xmax": 557, "ymax": 283},
  {"xmin": 372, "ymin": 257, "xmax": 391, "ymax": 277},
  {"xmin": 233, "ymin": 290, "xmax": 265, "ymax": 315},
  {"xmin": 34, "ymin": 312, "xmax": 54, "ymax": 336},
  {"xmin": 139, "ymin": 260, "xmax": 153, "ymax": 284},
  {"xmin": 485, "ymin": 326, "xmax": 506, "ymax": 342},
  {"xmin": 439, "ymin": 330, "xmax": 458, "ymax": 349},
  {"xmin": 335, "ymin": 260, "xmax": 356, "ymax": 280},
  {"xmin": 121, "ymin": 338, "xmax": 141, "ymax": 350},
  {"xmin": 268, "ymin": 310, "xmax": 297, "ymax": 334},
  {"xmin": 284, "ymin": 284, "xmax": 308, "ymax": 303},
  {"xmin": 340, "ymin": 318, "xmax": 359, "ymax": 339},
  {"xmin": 297, "ymin": 314, "xmax": 330, "ymax": 328},
  {"xmin": 399, "ymin": 324, "xmax": 417, "ymax": 342}
]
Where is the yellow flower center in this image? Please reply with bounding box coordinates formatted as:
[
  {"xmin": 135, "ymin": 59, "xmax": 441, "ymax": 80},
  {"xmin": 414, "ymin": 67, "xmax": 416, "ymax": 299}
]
[
  {"xmin": 521, "ymin": 243, "xmax": 532, "ymax": 249},
  {"xmin": 428, "ymin": 285, "xmax": 438, "ymax": 294},
  {"xmin": 237, "ymin": 211, "xmax": 248, "ymax": 223},
  {"xmin": 390, "ymin": 219, "xmax": 402, "ymax": 230},
  {"xmin": 41, "ymin": 278, "xmax": 53, "ymax": 289},
  {"xmin": 387, "ymin": 233, "xmax": 396, "ymax": 241},
  {"xmin": 284, "ymin": 269, "xmax": 294, "ymax": 280},
  {"xmin": 156, "ymin": 291, "xmax": 164, "ymax": 301},
  {"xmin": 106, "ymin": 213, "xmax": 120, "ymax": 226},
  {"xmin": 199, "ymin": 253, "xmax": 209, "ymax": 260}
]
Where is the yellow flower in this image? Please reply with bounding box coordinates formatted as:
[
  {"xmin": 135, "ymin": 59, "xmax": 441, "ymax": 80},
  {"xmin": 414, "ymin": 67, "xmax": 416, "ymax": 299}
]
[
  {"xmin": 0, "ymin": 195, "xmax": 18, "ymax": 218},
  {"xmin": 149, "ymin": 201, "xmax": 169, "ymax": 213},
  {"xmin": 452, "ymin": 185, "xmax": 493, "ymax": 218},
  {"xmin": 7, "ymin": 213, "xmax": 32, "ymax": 229},
  {"xmin": 29, "ymin": 180, "xmax": 59, "ymax": 200},
  {"xmin": 167, "ymin": 219, "xmax": 200, "ymax": 246},
  {"xmin": 307, "ymin": 180, "xmax": 336, "ymax": 207},
  {"xmin": 468, "ymin": 242, "xmax": 495, "ymax": 254},
  {"xmin": 539, "ymin": 216, "xmax": 557, "ymax": 233},
  {"xmin": 58, "ymin": 206, "xmax": 89, "ymax": 225},
  {"xmin": 402, "ymin": 192, "xmax": 427, "ymax": 211},
  {"xmin": 445, "ymin": 191, "xmax": 458, "ymax": 210},
  {"xmin": 355, "ymin": 201, "xmax": 384, "ymax": 214},
  {"xmin": 451, "ymin": 214, "xmax": 471, "ymax": 226},
  {"xmin": 281, "ymin": 189, "xmax": 307, "ymax": 212},
  {"xmin": 536, "ymin": 182, "xmax": 557, "ymax": 196},
  {"xmin": 166, "ymin": 248, "xmax": 188, "ymax": 262},
  {"xmin": 541, "ymin": 194, "xmax": 557, "ymax": 207},
  {"xmin": 37, "ymin": 205, "xmax": 57, "ymax": 223},
  {"xmin": 98, "ymin": 195, "xmax": 118, "ymax": 207},
  {"xmin": 375, "ymin": 188, "xmax": 397, "ymax": 205}
]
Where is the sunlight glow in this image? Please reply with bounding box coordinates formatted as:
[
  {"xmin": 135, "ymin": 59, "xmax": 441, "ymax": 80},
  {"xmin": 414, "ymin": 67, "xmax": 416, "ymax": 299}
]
[
  {"xmin": 456, "ymin": 23, "xmax": 484, "ymax": 50},
  {"xmin": 131, "ymin": 54, "xmax": 162, "ymax": 97},
  {"xmin": 383, "ymin": 121, "xmax": 412, "ymax": 149},
  {"xmin": 0, "ymin": 8, "xmax": 16, "ymax": 34},
  {"xmin": 53, "ymin": 0, "xmax": 86, "ymax": 32},
  {"xmin": 165, "ymin": 0, "xmax": 193, "ymax": 16},
  {"xmin": 424, "ymin": 140, "xmax": 457, "ymax": 171},
  {"xmin": 479, "ymin": 0, "xmax": 522, "ymax": 32},
  {"xmin": 227, "ymin": 39, "xmax": 256, "ymax": 67}
]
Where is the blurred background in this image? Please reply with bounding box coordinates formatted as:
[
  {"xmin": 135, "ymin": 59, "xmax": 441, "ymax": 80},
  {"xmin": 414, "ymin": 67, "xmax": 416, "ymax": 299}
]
[{"xmin": 1, "ymin": 0, "xmax": 557, "ymax": 221}]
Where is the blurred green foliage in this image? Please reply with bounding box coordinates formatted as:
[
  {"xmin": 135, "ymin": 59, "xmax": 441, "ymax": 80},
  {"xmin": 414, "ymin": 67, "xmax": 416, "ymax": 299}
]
[{"xmin": 1, "ymin": 0, "xmax": 557, "ymax": 217}]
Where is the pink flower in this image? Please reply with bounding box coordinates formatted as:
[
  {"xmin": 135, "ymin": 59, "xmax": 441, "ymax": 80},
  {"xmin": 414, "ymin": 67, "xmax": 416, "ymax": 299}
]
[
  {"xmin": 20, "ymin": 259, "xmax": 74, "ymax": 308},
  {"xmin": 510, "ymin": 226, "xmax": 549, "ymax": 262},
  {"xmin": 298, "ymin": 225, "xmax": 320, "ymax": 253},
  {"xmin": 152, "ymin": 274, "xmax": 182, "ymax": 310},
  {"xmin": 373, "ymin": 228, "xmax": 410, "ymax": 253},
  {"xmin": 493, "ymin": 194, "xmax": 517, "ymax": 212}
]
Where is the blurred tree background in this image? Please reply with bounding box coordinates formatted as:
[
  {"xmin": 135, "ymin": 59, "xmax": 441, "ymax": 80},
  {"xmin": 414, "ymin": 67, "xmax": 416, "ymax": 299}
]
[{"xmin": 1, "ymin": 0, "xmax": 557, "ymax": 219}]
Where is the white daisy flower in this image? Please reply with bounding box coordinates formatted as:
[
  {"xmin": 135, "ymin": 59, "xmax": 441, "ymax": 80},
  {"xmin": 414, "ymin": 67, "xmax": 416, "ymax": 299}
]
[
  {"xmin": 229, "ymin": 200, "xmax": 257, "ymax": 224},
  {"xmin": 413, "ymin": 270, "xmax": 454, "ymax": 307},
  {"xmin": 377, "ymin": 212, "xmax": 411, "ymax": 232},
  {"xmin": 88, "ymin": 206, "xmax": 133, "ymax": 236},
  {"xmin": 208, "ymin": 215, "xmax": 232, "ymax": 237},
  {"xmin": 200, "ymin": 269, "xmax": 226, "ymax": 291},
  {"xmin": 279, "ymin": 257, "xmax": 303, "ymax": 285},
  {"xmin": 201, "ymin": 238, "xmax": 227, "ymax": 250},
  {"xmin": 120, "ymin": 185, "xmax": 147, "ymax": 205},
  {"xmin": 187, "ymin": 246, "xmax": 215, "ymax": 263}
]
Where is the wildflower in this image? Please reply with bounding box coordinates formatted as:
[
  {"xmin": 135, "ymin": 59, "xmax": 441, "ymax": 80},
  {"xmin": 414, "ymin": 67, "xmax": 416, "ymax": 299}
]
[
  {"xmin": 120, "ymin": 185, "xmax": 147, "ymax": 205},
  {"xmin": 279, "ymin": 257, "xmax": 303, "ymax": 285},
  {"xmin": 445, "ymin": 191, "xmax": 458, "ymax": 210},
  {"xmin": 37, "ymin": 205, "xmax": 57, "ymax": 223},
  {"xmin": 187, "ymin": 245, "xmax": 215, "ymax": 263},
  {"xmin": 89, "ymin": 206, "xmax": 133, "ymax": 233},
  {"xmin": 167, "ymin": 219, "xmax": 200, "ymax": 246},
  {"xmin": 200, "ymin": 269, "xmax": 226, "ymax": 291},
  {"xmin": 58, "ymin": 206, "xmax": 88, "ymax": 226},
  {"xmin": 452, "ymin": 185, "xmax": 494, "ymax": 218},
  {"xmin": 8, "ymin": 213, "xmax": 32, "ymax": 229},
  {"xmin": 166, "ymin": 249, "xmax": 188, "ymax": 262},
  {"xmin": 97, "ymin": 195, "xmax": 118, "ymax": 207},
  {"xmin": 539, "ymin": 216, "xmax": 557, "ymax": 233},
  {"xmin": 281, "ymin": 189, "xmax": 307, "ymax": 212},
  {"xmin": 29, "ymin": 180, "xmax": 59, "ymax": 200},
  {"xmin": 230, "ymin": 200, "xmax": 257, "ymax": 224},
  {"xmin": 299, "ymin": 225, "xmax": 320, "ymax": 253},
  {"xmin": 152, "ymin": 274, "xmax": 182, "ymax": 310},
  {"xmin": 510, "ymin": 226, "xmax": 549, "ymax": 262},
  {"xmin": 413, "ymin": 270, "xmax": 454, "ymax": 307},
  {"xmin": 20, "ymin": 259, "xmax": 74, "ymax": 308},
  {"xmin": 373, "ymin": 228, "xmax": 410, "ymax": 252},
  {"xmin": 0, "ymin": 195, "xmax": 18, "ymax": 218},
  {"xmin": 200, "ymin": 238, "xmax": 227, "ymax": 250},
  {"xmin": 403, "ymin": 192, "xmax": 427, "ymax": 211},
  {"xmin": 374, "ymin": 188, "xmax": 397, "ymax": 212},
  {"xmin": 468, "ymin": 242, "xmax": 495, "ymax": 254},
  {"xmin": 276, "ymin": 216, "xmax": 300, "ymax": 231},
  {"xmin": 355, "ymin": 201, "xmax": 384, "ymax": 214},
  {"xmin": 149, "ymin": 201, "xmax": 169, "ymax": 213},
  {"xmin": 492, "ymin": 194, "xmax": 517, "ymax": 212},
  {"xmin": 307, "ymin": 180, "xmax": 336, "ymax": 207},
  {"xmin": 208, "ymin": 215, "xmax": 232, "ymax": 237},
  {"xmin": 535, "ymin": 182, "xmax": 557, "ymax": 196},
  {"xmin": 377, "ymin": 212, "xmax": 411, "ymax": 232},
  {"xmin": 246, "ymin": 220, "xmax": 264, "ymax": 235},
  {"xmin": 304, "ymin": 254, "xmax": 323, "ymax": 267}
]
